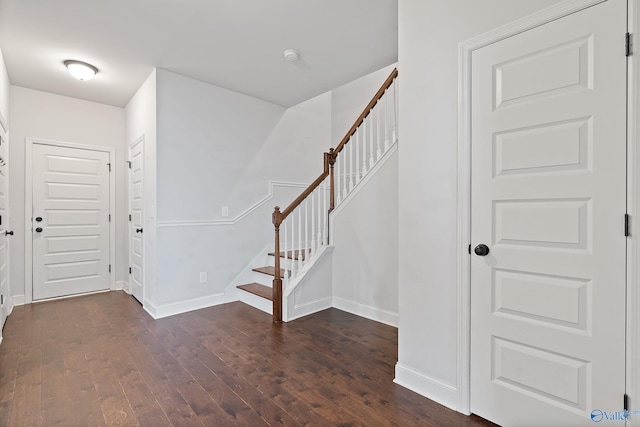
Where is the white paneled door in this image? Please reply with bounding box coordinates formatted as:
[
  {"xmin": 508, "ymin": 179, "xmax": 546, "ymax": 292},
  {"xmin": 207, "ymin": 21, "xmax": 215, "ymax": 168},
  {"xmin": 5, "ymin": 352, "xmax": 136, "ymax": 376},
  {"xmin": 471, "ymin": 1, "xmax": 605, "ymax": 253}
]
[
  {"xmin": 0, "ymin": 131, "xmax": 9, "ymax": 327},
  {"xmin": 470, "ymin": 1, "xmax": 627, "ymax": 426},
  {"xmin": 129, "ymin": 139, "xmax": 144, "ymax": 303},
  {"xmin": 32, "ymin": 144, "xmax": 111, "ymax": 300}
]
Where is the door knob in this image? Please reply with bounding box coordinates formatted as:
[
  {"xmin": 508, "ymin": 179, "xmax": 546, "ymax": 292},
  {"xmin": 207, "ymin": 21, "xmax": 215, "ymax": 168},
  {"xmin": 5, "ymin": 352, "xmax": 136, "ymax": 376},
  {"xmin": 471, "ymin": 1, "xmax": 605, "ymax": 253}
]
[
  {"xmin": 136, "ymin": 228, "xmax": 143, "ymax": 233},
  {"xmin": 35, "ymin": 227, "xmax": 43, "ymax": 233},
  {"xmin": 474, "ymin": 244, "xmax": 490, "ymax": 256},
  {"xmin": 4, "ymin": 231, "xmax": 12, "ymax": 236},
  {"xmin": 35, "ymin": 217, "xmax": 42, "ymax": 222}
]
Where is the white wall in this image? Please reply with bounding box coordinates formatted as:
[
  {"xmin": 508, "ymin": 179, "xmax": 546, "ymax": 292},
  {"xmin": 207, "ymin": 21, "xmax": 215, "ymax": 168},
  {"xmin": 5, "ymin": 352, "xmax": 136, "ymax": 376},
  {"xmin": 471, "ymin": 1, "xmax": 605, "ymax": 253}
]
[
  {"xmin": 124, "ymin": 70, "xmax": 157, "ymax": 305},
  {"xmin": 9, "ymin": 86, "xmax": 126, "ymax": 300},
  {"xmin": 152, "ymin": 70, "xmax": 331, "ymax": 311},
  {"xmin": 397, "ymin": 0, "xmax": 564, "ymax": 408},
  {"xmin": 331, "ymin": 150, "xmax": 398, "ymax": 326}
]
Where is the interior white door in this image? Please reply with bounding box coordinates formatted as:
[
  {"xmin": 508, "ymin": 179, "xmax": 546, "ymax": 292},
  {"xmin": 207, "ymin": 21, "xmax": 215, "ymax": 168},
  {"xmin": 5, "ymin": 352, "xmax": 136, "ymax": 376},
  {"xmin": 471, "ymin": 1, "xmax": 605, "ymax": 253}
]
[
  {"xmin": 470, "ymin": 1, "xmax": 627, "ymax": 426},
  {"xmin": 32, "ymin": 144, "xmax": 111, "ymax": 300},
  {"xmin": 129, "ymin": 139, "xmax": 144, "ymax": 303},
  {"xmin": 0, "ymin": 131, "xmax": 9, "ymax": 326}
]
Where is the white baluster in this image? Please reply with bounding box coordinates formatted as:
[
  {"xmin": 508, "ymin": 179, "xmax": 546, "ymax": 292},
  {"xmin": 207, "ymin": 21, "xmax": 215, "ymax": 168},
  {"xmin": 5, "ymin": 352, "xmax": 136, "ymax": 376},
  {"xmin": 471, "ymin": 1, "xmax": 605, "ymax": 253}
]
[
  {"xmin": 289, "ymin": 214, "xmax": 296, "ymax": 278},
  {"xmin": 393, "ymin": 80, "xmax": 398, "ymax": 144},
  {"xmin": 317, "ymin": 187, "xmax": 322, "ymax": 248},
  {"xmin": 384, "ymin": 89, "xmax": 390, "ymax": 151},
  {"xmin": 297, "ymin": 208, "xmax": 302, "ymax": 271},
  {"xmin": 283, "ymin": 217, "xmax": 288, "ymax": 288},
  {"xmin": 361, "ymin": 117, "xmax": 368, "ymax": 176},
  {"xmin": 304, "ymin": 199, "xmax": 309, "ymax": 266},
  {"xmin": 342, "ymin": 147, "xmax": 348, "ymax": 198},
  {"xmin": 349, "ymin": 137, "xmax": 355, "ymax": 191},
  {"xmin": 356, "ymin": 128, "xmax": 361, "ymax": 183},
  {"xmin": 376, "ymin": 103, "xmax": 382, "ymax": 160},
  {"xmin": 369, "ymin": 111, "xmax": 375, "ymax": 169},
  {"xmin": 323, "ymin": 179, "xmax": 328, "ymax": 245},
  {"xmin": 311, "ymin": 190, "xmax": 316, "ymax": 254},
  {"xmin": 336, "ymin": 155, "xmax": 341, "ymax": 204}
]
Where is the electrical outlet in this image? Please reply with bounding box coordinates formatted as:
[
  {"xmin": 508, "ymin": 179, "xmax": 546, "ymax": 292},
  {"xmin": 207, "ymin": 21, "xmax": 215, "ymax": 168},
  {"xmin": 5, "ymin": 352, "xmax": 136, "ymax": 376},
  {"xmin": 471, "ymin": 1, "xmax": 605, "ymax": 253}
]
[
  {"xmin": 199, "ymin": 272, "xmax": 207, "ymax": 283},
  {"xmin": 221, "ymin": 206, "xmax": 229, "ymax": 217}
]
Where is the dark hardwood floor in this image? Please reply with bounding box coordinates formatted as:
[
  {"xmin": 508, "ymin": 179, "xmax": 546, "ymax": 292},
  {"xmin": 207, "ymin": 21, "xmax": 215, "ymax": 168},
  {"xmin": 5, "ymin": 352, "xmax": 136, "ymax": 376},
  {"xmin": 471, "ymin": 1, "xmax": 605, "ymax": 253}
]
[{"xmin": 0, "ymin": 291, "xmax": 496, "ymax": 426}]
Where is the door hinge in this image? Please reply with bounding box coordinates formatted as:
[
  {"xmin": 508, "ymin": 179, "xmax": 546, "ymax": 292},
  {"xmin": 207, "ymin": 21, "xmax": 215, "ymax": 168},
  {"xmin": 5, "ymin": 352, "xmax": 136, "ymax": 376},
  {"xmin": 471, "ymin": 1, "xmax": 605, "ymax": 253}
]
[
  {"xmin": 129, "ymin": 214, "xmax": 132, "ymax": 222},
  {"xmin": 625, "ymin": 213, "xmax": 630, "ymax": 237},
  {"xmin": 108, "ymin": 264, "xmax": 111, "ymax": 273},
  {"xmin": 626, "ymin": 32, "xmax": 632, "ymax": 57},
  {"xmin": 129, "ymin": 267, "xmax": 132, "ymax": 274},
  {"xmin": 108, "ymin": 214, "xmax": 111, "ymax": 222},
  {"xmin": 107, "ymin": 162, "xmax": 111, "ymax": 172},
  {"xmin": 1, "ymin": 295, "xmax": 4, "ymax": 305},
  {"xmin": 624, "ymin": 393, "xmax": 629, "ymax": 411},
  {"xmin": 127, "ymin": 160, "xmax": 131, "ymax": 169},
  {"xmin": 468, "ymin": 244, "xmax": 471, "ymax": 254}
]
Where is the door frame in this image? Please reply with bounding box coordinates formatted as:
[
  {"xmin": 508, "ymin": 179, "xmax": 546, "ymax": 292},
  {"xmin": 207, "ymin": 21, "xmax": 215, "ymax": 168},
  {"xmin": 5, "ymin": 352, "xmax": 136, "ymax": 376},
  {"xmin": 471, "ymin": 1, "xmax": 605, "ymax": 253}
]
[
  {"xmin": 456, "ymin": 0, "xmax": 630, "ymax": 416},
  {"xmin": 127, "ymin": 135, "xmax": 144, "ymax": 302},
  {"xmin": 24, "ymin": 138, "xmax": 116, "ymax": 304}
]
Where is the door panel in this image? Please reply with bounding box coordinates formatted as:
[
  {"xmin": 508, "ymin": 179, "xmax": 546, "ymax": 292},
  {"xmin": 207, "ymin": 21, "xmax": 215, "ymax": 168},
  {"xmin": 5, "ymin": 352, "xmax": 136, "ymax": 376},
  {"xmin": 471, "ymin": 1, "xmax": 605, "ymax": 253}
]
[
  {"xmin": 32, "ymin": 144, "xmax": 110, "ymax": 300},
  {"xmin": 470, "ymin": 1, "xmax": 627, "ymax": 425},
  {"xmin": 129, "ymin": 140, "xmax": 144, "ymax": 303},
  {"xmin": 0, "ymin": 132, "xmax": 8, "ymax": 327}
]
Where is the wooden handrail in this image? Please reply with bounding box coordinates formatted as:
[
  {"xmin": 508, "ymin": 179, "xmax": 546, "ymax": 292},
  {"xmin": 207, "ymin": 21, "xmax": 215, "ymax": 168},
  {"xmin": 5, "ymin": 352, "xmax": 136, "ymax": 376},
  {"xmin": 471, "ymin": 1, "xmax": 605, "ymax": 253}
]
[
  {"xmin": 335, "ymin": 68, "xmax": 398, "ymax": 154},
  {"xmin": 274, "ymin": 68, "xmax": 398, "ymax": 226},
  {"xmin": 271, "ymin": 68, "xmax": 398, "ymax": 322}
]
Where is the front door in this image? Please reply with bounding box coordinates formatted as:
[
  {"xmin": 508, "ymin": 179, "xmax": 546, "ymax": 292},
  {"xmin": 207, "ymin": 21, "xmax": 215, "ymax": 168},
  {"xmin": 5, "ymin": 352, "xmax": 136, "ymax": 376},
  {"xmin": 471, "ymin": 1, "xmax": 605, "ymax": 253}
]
[
  {"xmin": 32, "ymin": 143, "xmax": 111, "ymax": 300},
  {"xmin": 470, "ymin": 1, "xmax": 627, "ymax": 425}
]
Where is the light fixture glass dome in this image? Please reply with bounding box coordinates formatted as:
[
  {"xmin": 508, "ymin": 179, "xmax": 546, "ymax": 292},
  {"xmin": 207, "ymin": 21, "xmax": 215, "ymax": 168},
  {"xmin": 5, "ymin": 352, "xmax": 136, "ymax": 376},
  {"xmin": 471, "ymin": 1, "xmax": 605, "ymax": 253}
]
[{"xmin": 64, "ymin": 60, "xmax": 98, "ymax": 81}]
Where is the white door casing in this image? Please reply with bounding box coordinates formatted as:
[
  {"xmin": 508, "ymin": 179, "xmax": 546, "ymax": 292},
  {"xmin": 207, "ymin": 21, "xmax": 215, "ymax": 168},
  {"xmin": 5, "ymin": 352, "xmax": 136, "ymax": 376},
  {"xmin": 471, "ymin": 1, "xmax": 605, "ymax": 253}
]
[
  {"xmin": 27, "ymin": 141, "xmax": 114, "ymax": 301},
  {"xmin": 469, "ymin": 1, "xmax": 626, "ymax": 425},
  {"xmin": 129, "ymin": 137, "xmax": 144, "ymax": 303}
]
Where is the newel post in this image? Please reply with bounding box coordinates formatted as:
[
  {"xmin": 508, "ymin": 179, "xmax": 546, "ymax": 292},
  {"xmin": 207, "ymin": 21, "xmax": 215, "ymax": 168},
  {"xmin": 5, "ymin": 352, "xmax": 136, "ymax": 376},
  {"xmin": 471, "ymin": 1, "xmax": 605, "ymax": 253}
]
[
  {"xmin": 272, "ymin": 206, "xmax": 283, "ymax": 322},
  {"xmin": 328, "ymin": 148, "xmax": 336, "ymax": 212}
]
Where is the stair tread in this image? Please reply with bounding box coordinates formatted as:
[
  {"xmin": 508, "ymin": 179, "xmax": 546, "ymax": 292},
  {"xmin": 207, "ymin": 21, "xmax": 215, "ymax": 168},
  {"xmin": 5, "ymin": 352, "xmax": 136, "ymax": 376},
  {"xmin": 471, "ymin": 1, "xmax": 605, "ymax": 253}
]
[
  {"xmin": 252, "ymin": 266, "xmax": 288, "ymax": 278},
  {"xmin": 268, "ymin": 249, "xmax": 308, "ymax": 261},
  {"xmin": 237, "ymin": 283, "xmax": 273, "ymax": 301}
]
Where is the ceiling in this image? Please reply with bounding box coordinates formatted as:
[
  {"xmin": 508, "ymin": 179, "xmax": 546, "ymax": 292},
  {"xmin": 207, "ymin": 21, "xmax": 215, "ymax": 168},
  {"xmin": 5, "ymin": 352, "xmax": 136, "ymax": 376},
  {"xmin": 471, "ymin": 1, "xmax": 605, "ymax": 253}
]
[{"xmin": 0, "ymin": 0, "xmax": 398, "ymax": 108}]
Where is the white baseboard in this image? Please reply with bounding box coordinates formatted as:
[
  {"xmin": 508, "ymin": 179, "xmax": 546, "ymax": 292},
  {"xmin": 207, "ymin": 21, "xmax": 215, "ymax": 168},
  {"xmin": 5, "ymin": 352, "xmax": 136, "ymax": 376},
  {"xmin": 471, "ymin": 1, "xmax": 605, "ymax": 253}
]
[
  {"xmin": 288, "ymin": 296, "xmax": 333, "ymax": 321},
  {"xmin": 12, "ymin": 295, "xmax": 25, "ymax": 306},
  {"xmin": 115, "ymin": 281, "xmax": 125, "ymax": 291},
  {"xmin": 143, "ymin": 293, "xmax": 226, "ymax": 319},
  {"xmin": 332, "ymin": 296, "xmax": 398, "ymax": 327},
  {"xmin": 394, "ymin": 363, "xmax": 458, "ymax": 411}
]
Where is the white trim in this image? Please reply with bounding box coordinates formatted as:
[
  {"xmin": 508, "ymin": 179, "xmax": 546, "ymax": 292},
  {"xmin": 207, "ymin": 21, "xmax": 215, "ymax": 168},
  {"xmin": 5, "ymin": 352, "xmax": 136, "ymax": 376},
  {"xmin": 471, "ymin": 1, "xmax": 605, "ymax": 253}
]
[
  {"xmin": 332, "ymin": 296, "xmax": 398, "ymax": 327},
  {"xmin": 157, "ymin": 181, "xmax": 309, "ymax": 228},
  {"xmin": 12, "ymin": 294, "xmax": 24, "ymax": 306},
  {"xmin": 143, "ymin": 292, "xmax": 225, "ymax": 319},
  {"xmin": 288, "ymin": 296, "xmax": 333, "ymax": 321},
  {"xmin": 24, "ymin": 138, "xmax": 116, "ymax": 304},
  {"xmin": 456, "ymin": 0, "xmax": 607, "ymax": 415},
  {"xmin": 394, "ymin": 363, "xmax": 458, "ymax": 411},
  {"xmin": 115, "ymin": 280, "xmax": 125, "ymax": 291}
]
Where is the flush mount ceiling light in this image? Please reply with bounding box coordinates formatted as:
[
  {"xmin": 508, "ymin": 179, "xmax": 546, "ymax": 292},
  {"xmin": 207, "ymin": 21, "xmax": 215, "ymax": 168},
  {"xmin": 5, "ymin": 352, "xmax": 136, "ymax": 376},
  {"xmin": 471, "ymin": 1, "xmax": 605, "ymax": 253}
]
[
  {"xmin": 64, "ymin": 60, "xmax": 98, "ymax": 81},
  {"xmin": 283, "ymin": 49, "xmax": 300, "ymax": 62}
]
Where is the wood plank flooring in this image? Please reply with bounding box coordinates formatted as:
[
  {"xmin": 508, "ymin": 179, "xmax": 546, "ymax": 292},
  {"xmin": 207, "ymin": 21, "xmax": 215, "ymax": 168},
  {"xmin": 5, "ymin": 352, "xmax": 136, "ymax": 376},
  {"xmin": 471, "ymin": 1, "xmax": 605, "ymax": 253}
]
[{"xmin": 0, "ymin": 291, "xmax": 496, "ymax": 426}]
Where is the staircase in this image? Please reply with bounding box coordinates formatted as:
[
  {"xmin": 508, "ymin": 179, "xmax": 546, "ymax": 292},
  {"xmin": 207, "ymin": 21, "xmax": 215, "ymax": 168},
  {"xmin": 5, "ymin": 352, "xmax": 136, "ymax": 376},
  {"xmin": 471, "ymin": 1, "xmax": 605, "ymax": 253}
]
[{"xmin": 235, "ymin": 68, "xmax": 398, "ymax": 322}]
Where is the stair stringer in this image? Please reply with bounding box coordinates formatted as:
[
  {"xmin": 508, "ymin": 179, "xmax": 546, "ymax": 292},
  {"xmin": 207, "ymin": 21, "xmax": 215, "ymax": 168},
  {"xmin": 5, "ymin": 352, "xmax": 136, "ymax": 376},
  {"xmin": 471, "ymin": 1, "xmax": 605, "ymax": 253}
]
[{"xmin": 283, "ymin": 245, "xmax": 334, "ymax": 322}]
